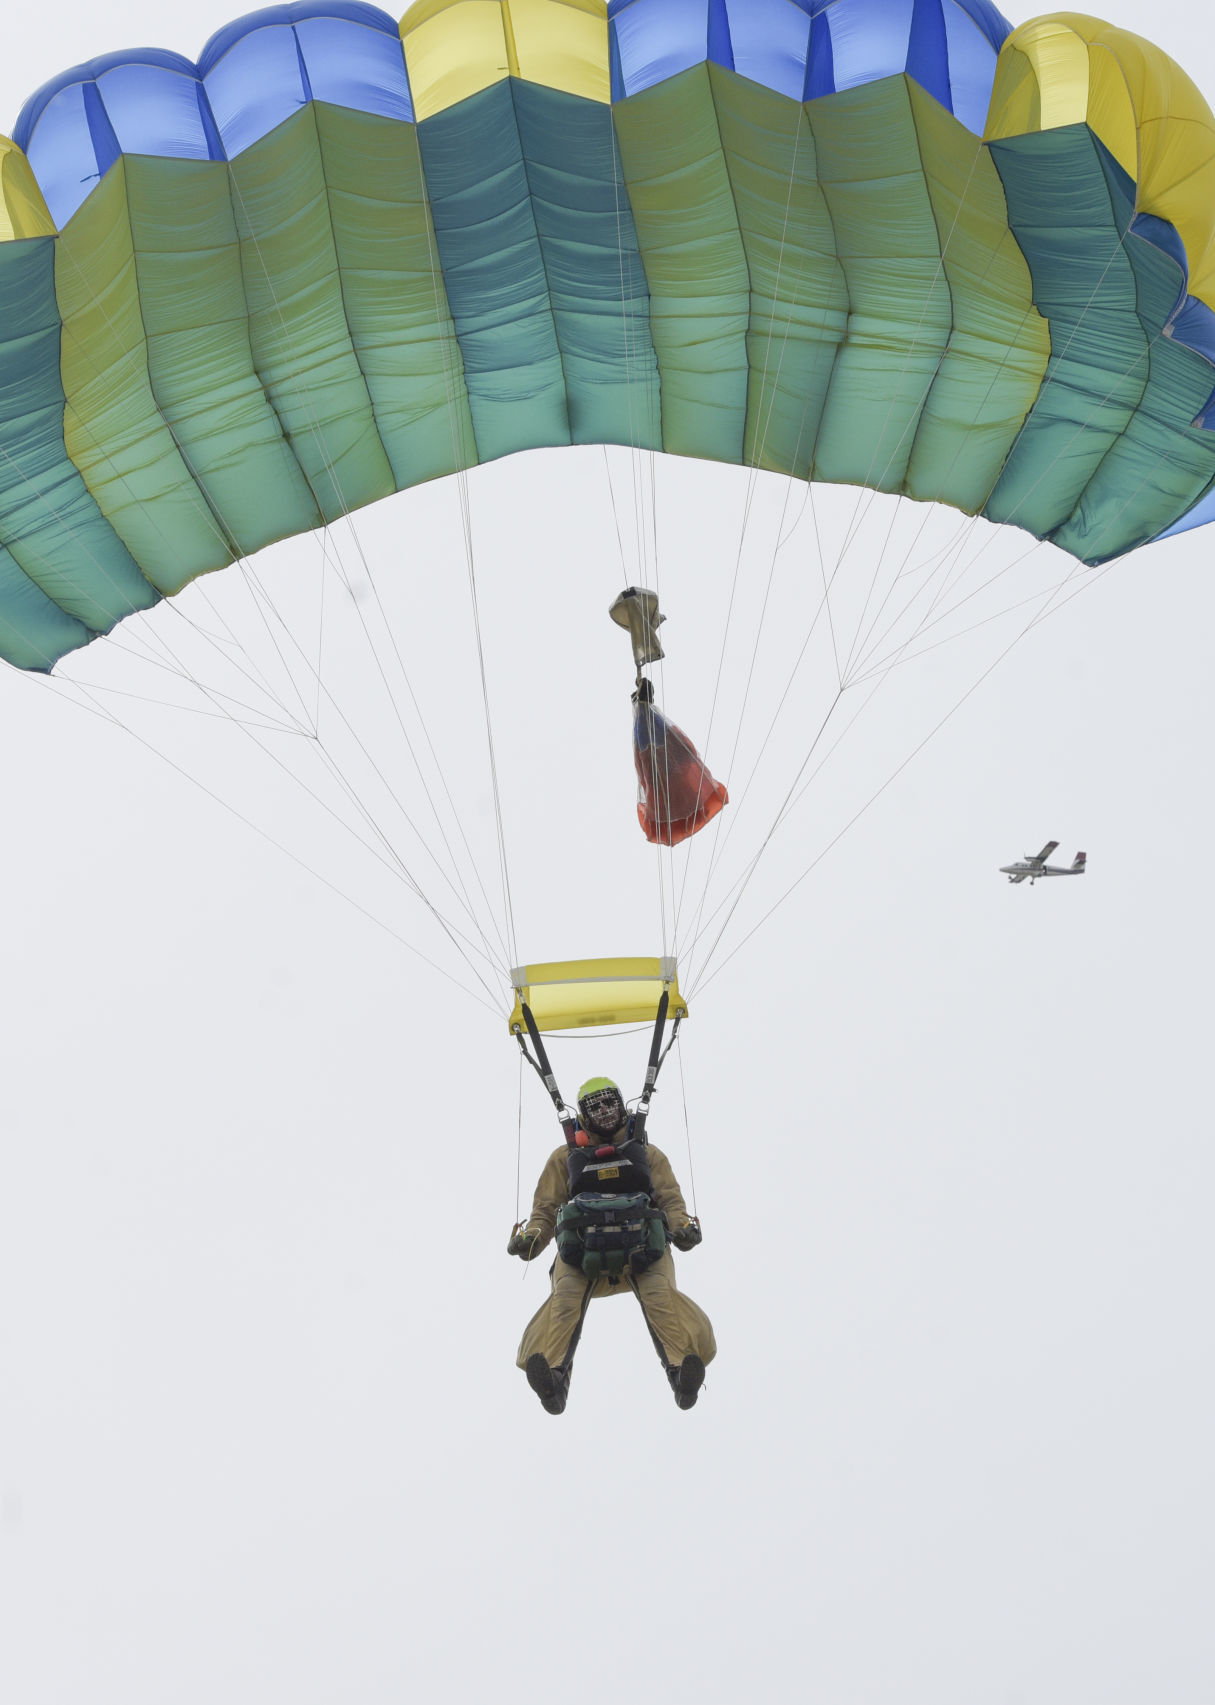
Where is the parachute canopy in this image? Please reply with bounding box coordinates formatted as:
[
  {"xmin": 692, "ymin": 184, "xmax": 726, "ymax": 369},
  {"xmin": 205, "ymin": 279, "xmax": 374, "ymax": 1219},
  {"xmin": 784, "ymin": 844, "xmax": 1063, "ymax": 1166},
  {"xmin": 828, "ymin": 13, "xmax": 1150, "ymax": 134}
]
[
  {"xmin": 508, "ymin": 957, "xmax": 688, "ymax": 1033},
  {"xmin": 3, "ymin": 1, "xmax": 1215, "ymax": 672}
]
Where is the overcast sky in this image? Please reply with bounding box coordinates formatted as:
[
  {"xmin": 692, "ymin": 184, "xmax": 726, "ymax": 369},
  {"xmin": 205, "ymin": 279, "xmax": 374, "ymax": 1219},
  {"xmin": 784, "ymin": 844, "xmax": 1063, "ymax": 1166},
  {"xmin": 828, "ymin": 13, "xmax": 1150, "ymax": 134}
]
[{"xmin": 2, "ymin": 4, "xmax": 1213, "ymax": 1703}]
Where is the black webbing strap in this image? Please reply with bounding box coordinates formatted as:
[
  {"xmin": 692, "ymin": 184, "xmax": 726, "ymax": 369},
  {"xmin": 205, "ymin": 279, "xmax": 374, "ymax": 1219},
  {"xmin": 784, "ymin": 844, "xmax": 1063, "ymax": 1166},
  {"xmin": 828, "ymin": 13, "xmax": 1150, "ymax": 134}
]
[
  {"xmin": 514, "ymin": 1001, "xmax": 577, "ymax": 1145},
  {"xmin": 630, "ymin": 988, "xmax": 671, "ymax": 1146}
]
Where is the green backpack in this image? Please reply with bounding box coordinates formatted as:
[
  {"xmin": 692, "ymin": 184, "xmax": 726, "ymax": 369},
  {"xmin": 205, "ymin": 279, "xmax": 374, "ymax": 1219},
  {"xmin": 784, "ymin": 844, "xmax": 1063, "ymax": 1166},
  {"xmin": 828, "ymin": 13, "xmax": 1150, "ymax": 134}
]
[{"xmin": 555, "ymin": 1192, "xmax": 668, "ymax": 1281}]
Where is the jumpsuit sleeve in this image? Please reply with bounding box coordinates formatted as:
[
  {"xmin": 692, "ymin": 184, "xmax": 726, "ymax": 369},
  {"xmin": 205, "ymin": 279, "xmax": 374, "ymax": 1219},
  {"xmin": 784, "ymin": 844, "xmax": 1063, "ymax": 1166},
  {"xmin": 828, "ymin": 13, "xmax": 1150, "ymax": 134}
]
[
  {"xmin": 521, "ymin": 1147, "xmax": 570, "ymax": 1254},
  {"xmin": 646, "ymin": 1145, "xmax": 693, "ymax": 1231}
]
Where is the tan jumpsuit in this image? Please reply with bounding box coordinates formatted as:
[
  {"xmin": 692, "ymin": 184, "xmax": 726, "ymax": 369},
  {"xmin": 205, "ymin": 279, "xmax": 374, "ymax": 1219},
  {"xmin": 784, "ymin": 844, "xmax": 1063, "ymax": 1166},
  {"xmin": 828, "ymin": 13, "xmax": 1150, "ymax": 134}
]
[{"xmin": 515, "ymin": 1142, "xmax": 716, "ymax": 1376}]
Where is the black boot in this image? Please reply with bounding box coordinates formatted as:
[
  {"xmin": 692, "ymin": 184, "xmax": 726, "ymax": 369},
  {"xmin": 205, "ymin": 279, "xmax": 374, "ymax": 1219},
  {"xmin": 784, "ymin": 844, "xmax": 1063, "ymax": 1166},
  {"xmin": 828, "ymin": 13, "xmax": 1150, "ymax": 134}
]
[
  {"xmin": 669, "ymin": 1354, "xmax": 705, "ymax": 1410},
  {"xmin": 525, "ymin": 1354, "xmax": 569, "ymax": 1415}
]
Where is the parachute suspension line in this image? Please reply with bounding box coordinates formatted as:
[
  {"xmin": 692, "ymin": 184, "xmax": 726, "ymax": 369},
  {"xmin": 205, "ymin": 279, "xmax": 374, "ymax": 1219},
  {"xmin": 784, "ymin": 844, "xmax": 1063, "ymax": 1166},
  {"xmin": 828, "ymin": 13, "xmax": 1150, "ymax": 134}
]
[
  {"xmin": 843, "ymin": 453, "xmax": 1024, "ymax": 688},
  {"xmin": 456, "ymin": 467, "xmax": 520, "ymax": 971},
  {"xmin": 51, "ymin": 250, "xmax": 348, "ymax": 742},
  {"xmin": 59, "ymin": 661, "xmax": 304, "ymax": 733},
  {"xmin": 852, "ymin": 285, "xmax": 1182, "ymax": 686},
  {"xmin": 678, "ymin": 466, "xmax": 838, "ymax": 952},
  {"xmin": 515, "ymin": 1044, "xmax": 524, "ymax": 1226},
  {"xmin": 677, "ymin": 119, "xmax": 857, "ymax": 935},
  {"xmin": 115, "ymin": 525, "xmax": 514, "ymax": 981},
  {"xmin": 699, "ymin": 535, "xmax": 1113, "ymax": 978},
  {"xmin": 660, "ymin": 481, "xmax": 752, "ymax": 949},
  {"xmin": 839, "ymin": 482, "xmax": 908, "ymax": 683},
  {"xmin": 414, "ymin": 155, "xmax": 524, "ymax": 984},
  {"xmin": 222, "ymin": 173, "xmax": 515, "ymax": 974},
  {"xmin": 689, "ymin": 336, "xmax": 1177, "ymax": 988},
  {"xmin": 316, "ymin": 518, "xmax": 508, "ymax": 964},
  {"xmin": 40, "ymin": 667, "xmax": 502, "ymax": 1015},
  {"xmin": 417, "ymin": 209, "xmax": 520, "ymax": 971},
  {"xmin": 52, "ymin": 238, "xmax": 513, "ymax": 984},
  {"xmin": 850, "ymin": 519, "xmax": 1052, "ymax": 685},
  {"xmin": 216, "ymin": 559, "xmax": 318, "ymax": 737},
  {"xmin": 688, "ymin": 186, "xmax": 1164, "ymax": 965},
  {"xmin": 837, "ymin": 500, "xmax": 998, "ymax": 693},
  {"xmin": 607, "ymin": 103, "xmax": 649, "ymax": 588},
  {"xmin": 0, "ymin": 411, "xmax": 316, "ymax": 747},
  {"xmin": 843, "ymin": 430, "xmax": 1032, "ymax": 684},
  {"xmin": 407, "ymin": 190, "xmax": 532, "ymax": 981},
  {"xmin": 844, "ymin": 495, "xmax": 977, "ymax": 685},
  {"xmin": 680, "ymin": 684, "xmax": 844, "ymax": 991},
  {"xmin": 813, "ymin": 148, "xmax": 1048, "ymax": 687},
  {"xmin": 691, "ymin": 558, "xmax": 1095, "ymax": 997},
  {"xmin": 702, "ymin": 516, "xmax": 930, "ymax": 906},
  {"xmin": 602, "ymin": 448, "xmax": 632, "ymax": 581},
  {"xmin": 672, "ymin": 97, "xmax": 847, "ymax": 957},
  {"xmin": 314, "ymin": 525, "xmax": 329, "ymax": 730},
  {"xmin": 151, "ymin": 601, "xmax": 515, "ymax": 984},
  {"xmin": 227, "ymin": 186, "xmax": 505, "ymax": 959},
  {"xmin": 608, "ymin": 107, "xmax": 672, "ymax": 953},
  {"xmin": 610, "ymin": 92, "xmax": 665, "ymax": 615},
  {"xmin": 201, "ymin": 564, "xmax": 317, "ymax": 734},
  {"xmin": 853, "ymin": 398, "xmax": 1176, "ymax": 688},
  {"xmin": 865, "ymin": 419, "xmax": 1185, "ymax": 685},
  {"xmin": 648, "ymin": 505, "xmax": 678, "ymax": 959},
  {"xmin": 219, "ymin": 525, "xmax": 513, "ymax": 975},
  {"xmin": 0, "ymin": 418, "xmax": 352, "ymax": 775},
  {"xmin": 845, "ymin": 196, "xmax": 1158, "ymax": 673},
  {"xmin": 680, "ymin": 306, "xmax": 860, "ymax": 950},
  {"xmin": 0, "ymin": 481, "xmax": 310, "ymax": 740},
  {"xmin": 608, "ymin": 101, "xmax": 679, "ymax": 954},
  {"xmin": 849, "ymin": 548, "xmax": 1071, "ymax": 682},
  {"xmin": 675, "ymin": 502, "xmax": 834, "ymax": 966},
  {"xmin": 133, "ymin": 579, "xmax": 507, "ymax": 995},
  {"xmin": 688, "ymin": 531, "xmax": 1076, "ymax": 985},
  {"xmin": 676, "ymin": 1032, "xmax": 699, "ymax": 1221},
  {"xmin": 603, "ymin": 449, "xmax": 674, "ymax": 957},
  {"xmin": 690, "ymin": 558, "xmax": 1052, "ymax": 980},
  {"xmin": 824, "ymin": 140, "xmax": 989, "ymax": 605}
]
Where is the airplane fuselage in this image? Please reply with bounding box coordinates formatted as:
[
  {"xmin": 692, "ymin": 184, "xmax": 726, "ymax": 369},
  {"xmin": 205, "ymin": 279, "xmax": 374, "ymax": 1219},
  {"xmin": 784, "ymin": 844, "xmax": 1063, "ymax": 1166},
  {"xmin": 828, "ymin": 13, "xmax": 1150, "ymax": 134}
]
[{"xmin": 999, "ymin": 850, "xmax": 1086, "ymax": 884}]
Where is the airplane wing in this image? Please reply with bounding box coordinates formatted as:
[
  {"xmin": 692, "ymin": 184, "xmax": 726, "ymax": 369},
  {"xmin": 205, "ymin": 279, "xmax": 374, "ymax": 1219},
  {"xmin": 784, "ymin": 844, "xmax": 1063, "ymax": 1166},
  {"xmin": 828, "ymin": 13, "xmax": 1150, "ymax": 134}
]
[
  {"xmin": 1007, "ymin": 870, "xmax": 1028, "ymax": 883},
  {"xmin": 1033, "ymin": 840, "xmax": 1059, "ymax": 864}
]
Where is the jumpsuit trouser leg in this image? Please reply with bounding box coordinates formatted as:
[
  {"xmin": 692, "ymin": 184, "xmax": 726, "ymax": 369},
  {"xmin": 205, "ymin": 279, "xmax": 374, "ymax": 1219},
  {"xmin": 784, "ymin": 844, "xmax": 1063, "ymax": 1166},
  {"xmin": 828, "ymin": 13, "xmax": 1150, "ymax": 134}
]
[
  {"xmin": 627, "ymin": 1247, "xmax": 716, "ymax": 1371},
  {"xmin": 516, "ymin": 1248, "xmax": 715, "ymax": 1379},
  {"xmin": 516, "ymin": 1258, "xmax": 595, "ymax": 1374}
]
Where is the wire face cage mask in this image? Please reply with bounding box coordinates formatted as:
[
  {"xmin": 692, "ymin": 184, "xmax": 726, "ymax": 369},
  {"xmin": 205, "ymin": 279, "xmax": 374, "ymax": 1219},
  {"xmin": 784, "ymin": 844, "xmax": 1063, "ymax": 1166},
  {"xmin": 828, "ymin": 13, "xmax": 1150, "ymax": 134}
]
[{"xmin": 579, "ymin": 1086, "xmax": 625, "ymax": 1136}]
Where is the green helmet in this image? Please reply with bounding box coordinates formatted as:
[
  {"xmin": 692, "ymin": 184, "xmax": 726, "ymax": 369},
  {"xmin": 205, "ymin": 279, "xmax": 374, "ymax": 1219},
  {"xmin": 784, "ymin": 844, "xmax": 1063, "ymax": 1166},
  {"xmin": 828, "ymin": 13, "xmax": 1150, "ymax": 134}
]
[{"xmin": 577, "ymin": 1077, "xmax": 627, "ymax": 1139}]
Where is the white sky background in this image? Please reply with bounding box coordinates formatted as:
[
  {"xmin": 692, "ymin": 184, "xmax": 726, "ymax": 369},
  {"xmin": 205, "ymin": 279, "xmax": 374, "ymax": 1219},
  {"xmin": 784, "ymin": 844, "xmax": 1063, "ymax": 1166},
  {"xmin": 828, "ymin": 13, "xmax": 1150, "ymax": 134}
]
[{"xmin": 1, "ymin": 3, "xmax": 1213, "ymax": 1701}]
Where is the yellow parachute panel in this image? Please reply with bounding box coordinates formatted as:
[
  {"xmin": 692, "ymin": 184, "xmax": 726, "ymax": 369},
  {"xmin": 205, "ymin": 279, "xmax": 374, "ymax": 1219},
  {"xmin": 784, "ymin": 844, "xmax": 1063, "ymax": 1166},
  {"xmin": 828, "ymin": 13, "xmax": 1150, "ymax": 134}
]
[
  {"xmin": 0, "ymin": 137, "xmax": 54, "ymax": 240},
  {"xmin": 401, "ymin": 0, "xmax": 609, "ymax": 123},
  {"xmin": 508, "ymin": 957, "xmax": 687, "ymax": 1033},
  {"xmin": 987, "ymin": 13, "xmax": 1215, "ymax": 307}
]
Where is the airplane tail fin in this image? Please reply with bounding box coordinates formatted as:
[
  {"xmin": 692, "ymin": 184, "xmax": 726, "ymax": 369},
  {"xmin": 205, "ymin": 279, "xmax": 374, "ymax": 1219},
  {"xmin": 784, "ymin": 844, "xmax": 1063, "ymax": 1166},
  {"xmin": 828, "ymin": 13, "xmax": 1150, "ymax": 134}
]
[{"xmin": 1072, "ymin": 851, "xmax": 1087, "ymax": 871}]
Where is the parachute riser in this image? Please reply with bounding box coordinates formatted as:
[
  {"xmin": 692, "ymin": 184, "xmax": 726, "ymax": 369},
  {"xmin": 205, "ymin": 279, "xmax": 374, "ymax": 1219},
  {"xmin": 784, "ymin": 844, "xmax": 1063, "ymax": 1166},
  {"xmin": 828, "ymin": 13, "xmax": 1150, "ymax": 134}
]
[
  {"xmin": 513, "ymin": 1002, "xmax": 577, "ymax": 1145},
  {"xmin": 629, "ymin": 990, "xmax": 675, "ymax": 1147}
]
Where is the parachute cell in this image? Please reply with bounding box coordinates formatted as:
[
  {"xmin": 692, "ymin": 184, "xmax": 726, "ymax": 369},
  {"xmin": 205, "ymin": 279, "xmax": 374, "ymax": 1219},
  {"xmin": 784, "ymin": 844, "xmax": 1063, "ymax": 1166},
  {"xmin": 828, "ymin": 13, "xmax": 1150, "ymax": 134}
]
[{"xmin": 2, "ymin": 2, "xmax": 1215, "ymax": 670}]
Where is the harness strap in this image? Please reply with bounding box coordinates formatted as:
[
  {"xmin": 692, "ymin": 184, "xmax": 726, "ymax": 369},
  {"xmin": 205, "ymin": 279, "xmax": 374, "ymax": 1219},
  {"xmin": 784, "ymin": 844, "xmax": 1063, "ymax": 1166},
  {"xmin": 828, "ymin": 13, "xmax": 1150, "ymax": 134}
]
[
  {"xmin": 631, "ymin": 989, "xmax": 671, "ymax": 1146},
  {"xmin": 514, "ymin": 1002, "xmax": 577, "ymax": 1144}
]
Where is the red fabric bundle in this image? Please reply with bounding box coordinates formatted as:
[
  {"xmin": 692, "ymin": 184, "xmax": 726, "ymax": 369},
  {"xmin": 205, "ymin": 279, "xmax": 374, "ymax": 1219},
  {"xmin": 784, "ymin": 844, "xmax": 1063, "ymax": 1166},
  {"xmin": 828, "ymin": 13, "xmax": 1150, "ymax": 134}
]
[{"xmin": 633, "ymin": 699, "xmax": 728, "ymax": 846}]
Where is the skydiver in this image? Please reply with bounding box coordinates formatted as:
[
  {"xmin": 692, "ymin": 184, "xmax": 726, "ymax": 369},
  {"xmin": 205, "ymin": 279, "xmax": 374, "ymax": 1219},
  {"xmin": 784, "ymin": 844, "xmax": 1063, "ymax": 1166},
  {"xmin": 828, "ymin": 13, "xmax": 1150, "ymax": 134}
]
[{"xmin": 508, "ymin": 1076, "xmax": 715, "ymax": 1414}]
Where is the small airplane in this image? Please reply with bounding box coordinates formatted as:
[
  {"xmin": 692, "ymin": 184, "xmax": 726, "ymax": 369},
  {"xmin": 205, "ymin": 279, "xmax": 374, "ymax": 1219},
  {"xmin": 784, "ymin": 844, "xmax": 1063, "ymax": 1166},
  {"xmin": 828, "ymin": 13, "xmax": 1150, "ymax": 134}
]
[{"xmin": 1000, "ymin": 841, "xmax": 1087, "ymax": 884}]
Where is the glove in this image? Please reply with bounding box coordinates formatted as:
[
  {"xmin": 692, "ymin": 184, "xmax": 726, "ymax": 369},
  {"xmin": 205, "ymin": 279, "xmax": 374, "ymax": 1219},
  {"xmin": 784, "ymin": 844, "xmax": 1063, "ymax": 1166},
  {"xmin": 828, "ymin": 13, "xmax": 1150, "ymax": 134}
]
[
  {"xmin": 671, "ymin": 1218, "xmax": 703, "ymax": 1252},
  {"xmin": 507, "ymin": 1226, "xmax": 543, "ymax": 1261}
]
